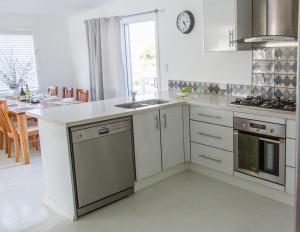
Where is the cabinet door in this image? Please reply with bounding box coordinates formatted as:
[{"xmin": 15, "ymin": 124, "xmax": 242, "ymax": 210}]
[
  {"xmin": 286, "ymin": 166, "xmax": 295, "ymax": 195},
  {"xmin": 160, "ymin": 105, "xmax": 185, "ymax": 170},
  {"xmin": 133, "ymin": 110, "xmax": 162, "ymax": 180},
  {"xmin": 203, "ymin": 0, "xmax": 236, "ymax": 51}
]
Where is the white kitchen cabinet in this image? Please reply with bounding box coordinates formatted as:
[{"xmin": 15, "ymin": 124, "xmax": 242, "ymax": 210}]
[
  {"xmin": 133, "ymin": 105, "xmax": 185, "ymax": 180},
  {"xmin": 190, "ymin": 120, "xmax": 233, "ymax": 151},
  {"xmin": 190, "ymin": 106, "xmax": 233, "ymax": 127},
  {"xmin": 287, "ymin": 120, "xmax": 296, "ymax": 139},
  {"xmin": 133, "ymin": 110, "xmax": 162, "ymax": 181},
  {"xmin": 161, "ymin": 106, "xmax": 184, "ymax": 170},
  {"xmin": 191, "ymin": 142, "xmax": 233, "ymax": 175},
  {"xmin": 286, "ymin": 138, "xmax": 296, "ymax": 168},
  {"xmin": 203, "ymin": 0, "xmax": 252, "ymax": 51},
  {"xmin": 286, "ymin": 166, "xmax": 296, "ymax": 195}
]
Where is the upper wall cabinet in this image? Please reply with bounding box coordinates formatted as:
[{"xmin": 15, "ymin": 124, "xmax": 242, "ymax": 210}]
[{"xmin": 203, "ymin": 0, "xmax": 252, "ymax": 52}]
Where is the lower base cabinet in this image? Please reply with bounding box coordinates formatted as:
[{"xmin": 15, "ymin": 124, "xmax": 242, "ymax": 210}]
[
  {"xmin": 191, "ymin": 142, "xmax": 233, "ymax": 175},
  {"xmin": 133, "ymin": 105, "xmax": 184, "ymax": 181},
  {"xmin": 133, "ymin": 110, "xmax": 162, "ymax": 181},
  {"xmin": 161, "ymin": 106, "xmax": 185, "ymax": 170},
  {"xmin": 286, "ymin": 166, "xmax": 295, "ymax": 195}
]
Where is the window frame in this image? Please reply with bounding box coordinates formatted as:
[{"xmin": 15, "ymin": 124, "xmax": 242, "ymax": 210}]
[
  {"xmin": 120, "ymin": 13, "xmax": 161, "ymax": 96},
  {"xmin": 0, "ymin": 30, "xmax": 39, "ymax": 95}
]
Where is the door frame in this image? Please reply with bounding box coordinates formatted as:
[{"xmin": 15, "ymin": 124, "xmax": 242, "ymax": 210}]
[{"xmin": 120, "ymin": 12, "xmax": 161, "ymax": 96}]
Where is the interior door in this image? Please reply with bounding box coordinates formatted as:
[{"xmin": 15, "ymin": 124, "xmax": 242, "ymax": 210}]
[
  {"xmin": 133, "ymin": 110, "xmax": 162, "ymax": 180},
  {"xmin": 160, "ymin": 105, "xmax": 185, "ymax": 170}
]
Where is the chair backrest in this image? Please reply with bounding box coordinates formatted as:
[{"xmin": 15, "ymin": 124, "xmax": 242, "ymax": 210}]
[
  {"xmin": 76, "ymin": 89, "xmax": 89, "ymax": 102},
  {"xmin": 0, "ymin": 100, "xmax": 17, "ymax": 138},
  {"xmin": 62, "ymin": 87, "xmax": 74, "ymax": 98},
  {"xmin": 48, "ymin": 86, "xmax": 58, "ymax": 96}
]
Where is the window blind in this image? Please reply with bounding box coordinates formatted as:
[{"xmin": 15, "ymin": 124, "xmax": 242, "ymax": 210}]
[{"xmin": 0, "ymin": 32, "xmax": 39, "ymax": 93}]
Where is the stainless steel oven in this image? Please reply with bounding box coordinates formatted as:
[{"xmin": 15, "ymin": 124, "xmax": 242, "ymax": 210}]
[{"xmin": 234, "ymin": 117, "xmax": 286, "ymax": 185}]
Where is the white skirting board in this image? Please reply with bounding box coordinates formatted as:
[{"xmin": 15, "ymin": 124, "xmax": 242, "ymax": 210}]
[
  {"xmin": 189, "ymin": 163, "xmax": 294, "ymax": 206},
  {"xmin": 134, "ymin": 163, "xmax": 188, "ymax": 192}
]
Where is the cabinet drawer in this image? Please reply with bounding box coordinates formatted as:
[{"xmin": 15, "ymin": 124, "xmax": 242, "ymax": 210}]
[
  {"xmin": 286, "ymin": 138, "xmax": 296, "ymax": 168},
  {"xmin": 286, "ymin": 166, "xmax": 295, "ymax": 195},
  {"xmin": 190, "ymin": 120, "xmax": 233, "ymax": 151},
  {"xmin": 287, "ymin": 120, "xmax": 296, "ymax": 139},
  {"xmin": 190, "ymin": 106, "xmax": 233, "ymax": 127},
  {"xmin": 191, "ymin": 142, "xmax": 233, "ymax": 175}
]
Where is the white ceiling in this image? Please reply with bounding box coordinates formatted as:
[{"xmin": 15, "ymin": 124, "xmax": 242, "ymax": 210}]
[{"xmin": 0, "ymin": 0, "xmax": 113, "ymax": 15}]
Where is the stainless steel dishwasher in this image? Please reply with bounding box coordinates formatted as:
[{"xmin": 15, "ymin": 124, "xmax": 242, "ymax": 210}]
[{"xmin": 70, "ymin": 117, "xmax": 135, "ymax": 217}]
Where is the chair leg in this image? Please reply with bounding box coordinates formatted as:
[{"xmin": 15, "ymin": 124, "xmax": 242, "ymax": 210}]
[
  {"xmin": 7, "ymin": 138, "xmax": 11, "ymax": 158},
  {"xmin": 14, "ymin": 140, "xmax": 20, "ymax": 163},
  {"xmin": 0, "ymin": 131, "xmax": 4, "ymax": 150},
  {"xmin": 31, "ymin": 136, "xmax": 35, "ymax": 149},
  {"xmin": 5, "ymin": 137, "xmax": 8, "ymax": 154}
]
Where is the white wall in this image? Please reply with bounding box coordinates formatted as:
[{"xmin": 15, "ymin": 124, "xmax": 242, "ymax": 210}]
[
  {"xmin": 68, "ymin": 0, "xmax": 253, "ymax": 92},
  {"xmin": 0, "ymin": 13, "xmax": 74, "ymax": 94}
]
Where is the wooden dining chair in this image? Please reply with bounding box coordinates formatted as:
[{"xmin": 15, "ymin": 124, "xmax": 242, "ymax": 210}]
[
  {"xmin": 62, "ymin": 87, "xmax": 74, "ymax": 98},
  {"xmin": 48, "ymin": 86, "xmax": 58, "ymax": 96},
  {"xmin": 0, "ymin": 100, "xmax": 40, "ymax": 162},
  {"xmin": 76, "ymin": 89, "xmax": 89, "ymax": 102},
  {"xmin": 0, "ymin": 123, "xmax": 5, "ymax": 150}
]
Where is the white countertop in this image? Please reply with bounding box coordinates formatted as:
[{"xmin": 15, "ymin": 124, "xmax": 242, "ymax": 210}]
[{"xmin": 28, "ymin": 92, "xmax": 296, "ymax": 127}]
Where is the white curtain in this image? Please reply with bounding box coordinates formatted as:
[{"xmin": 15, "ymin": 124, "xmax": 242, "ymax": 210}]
[{"xmin": 85, "ymin": 17, "xmax": 126, "ymax": 101}]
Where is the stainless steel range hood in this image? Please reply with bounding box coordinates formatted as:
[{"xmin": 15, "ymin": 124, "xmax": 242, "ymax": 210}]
[{"xmin": 240, "ymin": 0, "xmax": 299, "ymax": 43}]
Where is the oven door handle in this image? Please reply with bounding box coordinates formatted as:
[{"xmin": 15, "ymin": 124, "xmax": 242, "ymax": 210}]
[{"xmin": 259, "ymin": 138, "xmax": 282, "ymax": 144}]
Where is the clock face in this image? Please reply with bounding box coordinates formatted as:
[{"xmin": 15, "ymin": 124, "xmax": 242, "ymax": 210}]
[{"xmin": 177, "ymin": 11, "xmax": 195, "ymax": 34}]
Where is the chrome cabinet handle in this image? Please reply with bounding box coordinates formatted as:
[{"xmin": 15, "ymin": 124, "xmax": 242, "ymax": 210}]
[
  {"xmin": 155, "ymin": 115, "xmax": 160, "ymax": 130},
  {"xmin": 163, "ymin": 114, "xmax": 167, "ymax": 129},
  {"xmin": 198, "ymin": 154, "xmax": 222, "ymax": 163},
  {"xmin": 197, "ymin": 113, "xmax": 221, "ymax": 119},
  {"xmin": 259, "ymin": 138, "xmax": 282, "ymax": 144},
  {"xmin": 229, "ymin": 30, "xmax": 234, "ymax": 47},
  {"xmin": 197, "ymin": 132, "xmax": 221, "ymax": 140}
]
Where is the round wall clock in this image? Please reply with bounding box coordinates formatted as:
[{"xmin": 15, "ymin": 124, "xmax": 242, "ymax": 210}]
[{"xmin": 176, "ymin": 10, "xmax": 195, "ymax": 34}]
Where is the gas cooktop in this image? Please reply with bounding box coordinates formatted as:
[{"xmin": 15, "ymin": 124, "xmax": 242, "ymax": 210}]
[{"xmin": 231, "ymin": 96, "xmax": 296, "ymax": 112}]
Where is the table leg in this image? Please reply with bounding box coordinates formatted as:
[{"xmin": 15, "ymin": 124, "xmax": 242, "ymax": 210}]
[{"xmin": 17, "ymin": 114, "xmax": 30, "ymax": 165}]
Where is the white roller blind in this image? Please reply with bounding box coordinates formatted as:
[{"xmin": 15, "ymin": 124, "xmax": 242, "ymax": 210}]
[{"xmin": 0, "ymin": 32, "xmax": 39, "ymax": 93}]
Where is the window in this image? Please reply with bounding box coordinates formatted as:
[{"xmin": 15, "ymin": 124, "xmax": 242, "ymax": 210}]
[
  {"xmin": 121, "ymin": 13, "xmax": 160, "ymax": 95},
  {"xmin": 0, "ymin": 32, "xmax": 38, "ymax": 93}
]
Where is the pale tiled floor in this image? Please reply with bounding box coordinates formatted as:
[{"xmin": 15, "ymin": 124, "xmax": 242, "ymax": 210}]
[
  {"xmin": 0, "ymin": 149, "xmax": 295, "ymax": 232},
  {"xmin": 46, "ymin": 172, "xmax": 294, "ymax": 232},
  {"xmin": 0, "ymin": 150, "xmax": 64, "ymax": 232}
]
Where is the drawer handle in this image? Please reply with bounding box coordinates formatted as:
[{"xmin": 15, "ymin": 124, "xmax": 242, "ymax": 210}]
[
  {"xmin": 198, "ymin": 154, "xmax": 222, "ymax": 163},
  {"xmin": 197, "ymin": 132, "xmax": 221, "ymax": 140},
  {"xmin": 197, "ymin": 113, "xmax": 221, "ymax": 119}
]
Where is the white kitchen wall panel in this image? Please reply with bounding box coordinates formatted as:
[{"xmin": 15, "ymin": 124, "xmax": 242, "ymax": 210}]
[{"xmin": 67, "ymin": 0, "xmax": 253, "ymax": 91}]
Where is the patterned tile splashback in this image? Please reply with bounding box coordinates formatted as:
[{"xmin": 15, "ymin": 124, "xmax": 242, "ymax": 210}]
[{"xmin": 169, "ymin": 47, "xmax": 297, "ymax": 101}]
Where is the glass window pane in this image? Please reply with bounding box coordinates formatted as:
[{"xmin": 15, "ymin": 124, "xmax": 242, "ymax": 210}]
[
  {"xmin": 127, "ymin": 21, "xmax": 158, "ymax": 95},
  {"xmin": 0, "ymin": 33, "xmax": 39, "ymax": 93}
]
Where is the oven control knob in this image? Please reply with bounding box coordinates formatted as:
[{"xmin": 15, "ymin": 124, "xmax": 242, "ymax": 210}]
[{"xmin": 242, "ymin": 124, "xmax": 247, "ymax": 128}]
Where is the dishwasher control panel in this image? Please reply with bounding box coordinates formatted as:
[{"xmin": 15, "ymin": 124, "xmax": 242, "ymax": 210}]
[{"xmin": 71, "ymin": 118, "xmax": 132, "ymax": 143}]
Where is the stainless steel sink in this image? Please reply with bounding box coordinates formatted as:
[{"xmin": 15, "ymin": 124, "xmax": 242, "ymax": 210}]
[{"xmin": 115, "ymin": 99, "xmax": 169, "ymax": 109}]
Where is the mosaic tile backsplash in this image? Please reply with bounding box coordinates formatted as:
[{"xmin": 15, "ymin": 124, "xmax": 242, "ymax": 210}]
[{"xmin": 169, "ymin": 47, "xmax": 297, "ymax": 101}]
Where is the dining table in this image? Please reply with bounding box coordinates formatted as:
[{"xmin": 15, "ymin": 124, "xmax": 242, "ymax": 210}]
[{"xmin": 6, "ymin": 96, "xmax": 82, "ymax": 165}]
